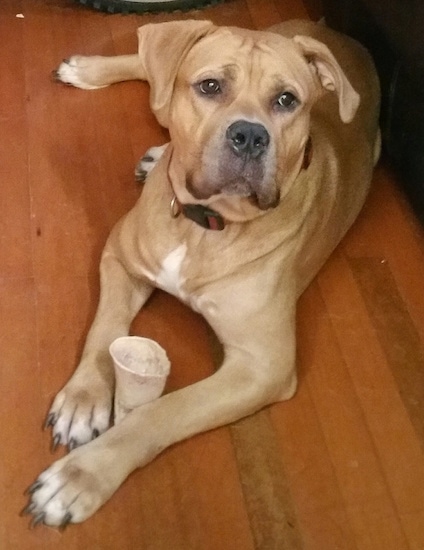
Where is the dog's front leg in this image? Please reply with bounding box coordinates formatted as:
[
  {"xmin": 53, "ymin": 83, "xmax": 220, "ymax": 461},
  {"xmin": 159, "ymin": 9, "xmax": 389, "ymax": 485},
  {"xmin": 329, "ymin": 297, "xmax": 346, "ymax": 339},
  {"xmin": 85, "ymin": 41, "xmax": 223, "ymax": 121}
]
[
  {"xmin": 54, "ymin": 54, "xmax": 145, "ymax": 90},
  {"xmin": 45, "ymin": 251, "xmax": 154, "ymax": 451},
  {"xmin": 26, "ymin": 298, "xmax": 297, "ymax": 526}
]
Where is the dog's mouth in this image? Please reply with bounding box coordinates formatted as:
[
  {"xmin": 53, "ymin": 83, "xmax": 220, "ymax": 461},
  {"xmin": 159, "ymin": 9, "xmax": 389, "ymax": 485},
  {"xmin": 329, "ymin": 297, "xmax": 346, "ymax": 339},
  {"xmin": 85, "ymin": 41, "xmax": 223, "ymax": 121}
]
[
  {"xmin": 186, "ymin": 153, "xmax": 279, "ymax": 210},
  {"xmin": 186, "ymin": 173, "xmax": 279, "ymax": 210}
]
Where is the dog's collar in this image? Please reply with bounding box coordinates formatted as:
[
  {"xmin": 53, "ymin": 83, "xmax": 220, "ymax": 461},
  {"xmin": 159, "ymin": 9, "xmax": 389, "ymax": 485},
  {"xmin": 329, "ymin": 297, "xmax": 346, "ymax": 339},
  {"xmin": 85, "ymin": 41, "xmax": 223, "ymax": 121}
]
[
  {"xmin": 170, "ymin": 196, "xmax": 225, "ymax": 230},
  {"xmin": 170, "ymin": 137, "xmax": 312, "ymax": 231}
]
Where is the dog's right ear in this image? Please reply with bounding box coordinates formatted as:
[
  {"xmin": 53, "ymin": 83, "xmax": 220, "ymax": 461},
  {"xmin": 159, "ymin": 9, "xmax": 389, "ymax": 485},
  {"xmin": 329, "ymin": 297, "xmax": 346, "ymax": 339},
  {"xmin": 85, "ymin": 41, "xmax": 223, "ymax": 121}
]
[{"xmin": 137, "ymin": 20, "xmax": 214, "ymax": 127}]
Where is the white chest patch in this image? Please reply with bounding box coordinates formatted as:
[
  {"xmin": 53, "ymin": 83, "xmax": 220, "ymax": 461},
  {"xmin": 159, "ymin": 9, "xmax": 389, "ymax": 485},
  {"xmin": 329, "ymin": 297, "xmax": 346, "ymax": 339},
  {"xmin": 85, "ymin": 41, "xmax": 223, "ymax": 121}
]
[{"xmin": 155, "ymin": 244, "xmax": 187, "ymax": 300}]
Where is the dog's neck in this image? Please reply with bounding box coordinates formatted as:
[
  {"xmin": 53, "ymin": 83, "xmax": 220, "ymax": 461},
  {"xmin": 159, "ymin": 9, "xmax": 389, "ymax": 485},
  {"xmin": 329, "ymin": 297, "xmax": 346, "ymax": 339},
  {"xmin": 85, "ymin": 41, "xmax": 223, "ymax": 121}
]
[{"xmin": 166, "ymin": 139, "xmax": 312, "ymax": 229}]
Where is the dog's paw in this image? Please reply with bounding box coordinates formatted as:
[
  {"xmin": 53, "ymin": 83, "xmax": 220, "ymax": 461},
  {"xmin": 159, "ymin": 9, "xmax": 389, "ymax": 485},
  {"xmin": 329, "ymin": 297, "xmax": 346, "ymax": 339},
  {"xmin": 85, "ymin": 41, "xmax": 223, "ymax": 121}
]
[
  {"xmin": 135, "ymin": 144, "xmax": 168, "ymax": 182},
  {"xmin": 45, "ymin": 371, "xmax": 113, "ymax": 451},
  {"xmin": 53, "ymin": 56, "xmax": 108, "ymax": 90},
  {"xmin": 23, "ymin": 444, "xmax": 119, "ymax": 527}
]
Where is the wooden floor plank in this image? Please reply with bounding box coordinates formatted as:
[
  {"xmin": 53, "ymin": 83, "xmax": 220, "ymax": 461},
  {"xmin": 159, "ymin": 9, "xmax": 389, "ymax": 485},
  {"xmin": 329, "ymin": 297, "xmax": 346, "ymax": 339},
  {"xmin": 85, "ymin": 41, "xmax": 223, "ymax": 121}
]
[
  {"xmin": 301, "ymin": 280, "xmax": 409, "ymax": 550},
  {"xmin": 0, "ymin": 117, "xmax": 32, "ymax": 280},
  {"xmin": 0, "ymin": 9, "xmax": 32, "ymax": 279},
  {"xmin": 272, "ymin": 294, "xmax": 359, "ymax": 550},
  {"xmin": 350, "ymin": 257, "xmax": 424, "ymax": 448},
  {"xmin": 318, "ymin": 251, "xmax": 424, "ymax": 549},
  {"xmin": 344, "ymin": 167, "xmax": 424, "ymax": 342},
  {"xmin": 0, "ymin": 278, "xmax": 59, "ymax": 550},
  {"xmin": 230, "ymin": 411, "xmax": 303, "ymax": 550}
]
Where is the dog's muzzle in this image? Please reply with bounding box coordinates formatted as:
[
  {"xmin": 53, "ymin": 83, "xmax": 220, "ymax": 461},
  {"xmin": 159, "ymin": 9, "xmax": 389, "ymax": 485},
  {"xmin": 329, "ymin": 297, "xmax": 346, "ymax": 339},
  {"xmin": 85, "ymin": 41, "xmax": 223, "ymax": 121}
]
[
  {"xmin": 184, "ymin": 119, "xmax": 277, "ymax": 210},
  {"xmin": 223, "ymin": 119, "xmax": 277, "ymax": 209}
]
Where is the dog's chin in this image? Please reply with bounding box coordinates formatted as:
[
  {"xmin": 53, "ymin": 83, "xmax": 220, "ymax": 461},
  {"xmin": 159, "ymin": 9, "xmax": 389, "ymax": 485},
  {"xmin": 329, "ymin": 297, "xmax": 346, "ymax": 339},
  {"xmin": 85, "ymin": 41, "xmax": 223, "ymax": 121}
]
[
  {"xmin": 222, "ymin": 179, "xmax": 254, "ymax": 198},
  {"xmin": 186, "ymin": 174, "xmax": 280, "ymax": 210},
  {"xmin": 221, "ymin": 176, "xmax": 281, "ymax": 210},
  {"xmin": 222, "ymin": 182, "xmax": 280, "ymax": 210}
]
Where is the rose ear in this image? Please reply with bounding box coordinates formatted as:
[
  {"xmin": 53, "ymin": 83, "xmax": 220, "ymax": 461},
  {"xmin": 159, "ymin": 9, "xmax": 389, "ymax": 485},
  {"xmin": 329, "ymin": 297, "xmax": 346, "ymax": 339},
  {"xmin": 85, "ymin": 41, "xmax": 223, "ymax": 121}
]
[
  {"xmin": 137, "ymin": 20, "xmax": 214, "ymax": 127},
  {"xmin": 293, "ymin": 35, "xmax": 360, "ymax": 123}
]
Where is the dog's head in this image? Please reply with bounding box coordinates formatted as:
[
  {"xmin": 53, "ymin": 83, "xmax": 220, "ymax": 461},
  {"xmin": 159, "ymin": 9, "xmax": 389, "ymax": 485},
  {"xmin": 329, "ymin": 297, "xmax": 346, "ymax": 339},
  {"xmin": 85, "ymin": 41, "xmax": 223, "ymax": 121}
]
[{"xmin": 137, "ymin": 20, "xmax": 359, "ymax": 215}]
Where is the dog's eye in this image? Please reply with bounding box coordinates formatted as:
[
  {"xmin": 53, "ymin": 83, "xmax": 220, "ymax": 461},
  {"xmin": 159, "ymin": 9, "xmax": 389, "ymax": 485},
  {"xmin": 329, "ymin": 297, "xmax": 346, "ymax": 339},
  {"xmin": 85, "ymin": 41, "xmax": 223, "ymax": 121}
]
[
  {"xmin": 275, "ymin": 91, "xmax": 298, "ymax": 111},
  {"xmin": 198, "ymin": 79, "xmax": 222, "ymax": 96}
]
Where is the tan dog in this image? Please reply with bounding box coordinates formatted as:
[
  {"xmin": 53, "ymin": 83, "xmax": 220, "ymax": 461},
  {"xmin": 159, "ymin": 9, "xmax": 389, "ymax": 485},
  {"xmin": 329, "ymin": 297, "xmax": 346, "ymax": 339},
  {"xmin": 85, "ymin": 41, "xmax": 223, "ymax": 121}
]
[{"xmin": 24, "ymin": 19, "xmax": 380, "ymax": 527}]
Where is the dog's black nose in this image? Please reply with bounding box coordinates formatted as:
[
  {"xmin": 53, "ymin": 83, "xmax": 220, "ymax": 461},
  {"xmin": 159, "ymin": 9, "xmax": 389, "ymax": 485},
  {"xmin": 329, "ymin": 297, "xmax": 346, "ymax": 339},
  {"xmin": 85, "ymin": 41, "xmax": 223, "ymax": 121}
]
[{"xmin": 226, "ymin": 120, "xmax": 270, "ymax": 159}]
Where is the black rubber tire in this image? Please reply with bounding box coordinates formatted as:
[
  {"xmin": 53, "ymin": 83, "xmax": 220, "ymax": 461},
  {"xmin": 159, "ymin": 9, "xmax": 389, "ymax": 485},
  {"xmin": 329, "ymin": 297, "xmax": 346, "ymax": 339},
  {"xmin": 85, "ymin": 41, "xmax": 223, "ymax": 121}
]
[{"xmin": 78, "ymin": 0, "xmax": 223, "ymax": 14}]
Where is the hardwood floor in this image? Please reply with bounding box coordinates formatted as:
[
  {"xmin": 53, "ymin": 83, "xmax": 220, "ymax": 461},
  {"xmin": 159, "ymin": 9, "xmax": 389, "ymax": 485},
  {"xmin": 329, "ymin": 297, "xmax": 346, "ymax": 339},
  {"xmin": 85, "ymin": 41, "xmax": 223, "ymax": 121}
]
[{"xmin": 1, "ymin": 0, "xmax": 423, "ymax": 548}]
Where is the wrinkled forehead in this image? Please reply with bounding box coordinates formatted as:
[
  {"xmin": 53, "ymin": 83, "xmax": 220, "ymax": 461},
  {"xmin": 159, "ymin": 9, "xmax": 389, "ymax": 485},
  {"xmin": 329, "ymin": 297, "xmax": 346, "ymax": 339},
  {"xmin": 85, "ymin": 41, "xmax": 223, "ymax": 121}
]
[{"xmin": 181, "ymin": 28, "xmax": 315, "ymax": 94}]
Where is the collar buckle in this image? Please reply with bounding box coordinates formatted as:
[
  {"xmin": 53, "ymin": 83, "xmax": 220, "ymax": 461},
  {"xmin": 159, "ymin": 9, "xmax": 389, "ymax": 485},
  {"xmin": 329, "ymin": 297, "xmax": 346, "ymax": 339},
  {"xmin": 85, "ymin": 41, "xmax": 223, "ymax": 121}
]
[{"xmin": 170, "ymin": 195, "xmax": 181, "ymax": 218}]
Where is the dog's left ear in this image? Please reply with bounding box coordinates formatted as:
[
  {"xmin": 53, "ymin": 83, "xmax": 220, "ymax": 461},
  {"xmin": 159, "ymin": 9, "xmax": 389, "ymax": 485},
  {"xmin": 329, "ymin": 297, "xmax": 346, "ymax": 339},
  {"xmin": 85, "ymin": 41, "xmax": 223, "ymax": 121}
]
[
  {"xmin": 293, "ymin": 35, "xmax": 360, "ymax": 123},
  {"xmin": 137, "ymin": 20, "xmax": 215, "ymax": 127}
]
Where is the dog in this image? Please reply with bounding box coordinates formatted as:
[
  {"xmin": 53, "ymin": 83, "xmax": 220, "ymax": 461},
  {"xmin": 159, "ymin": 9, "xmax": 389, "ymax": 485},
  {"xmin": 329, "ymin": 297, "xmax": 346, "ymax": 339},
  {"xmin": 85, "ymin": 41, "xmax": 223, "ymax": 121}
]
[{"xmin": 24, "ymin": 19, "xmax": 380, "ymax": 527}]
